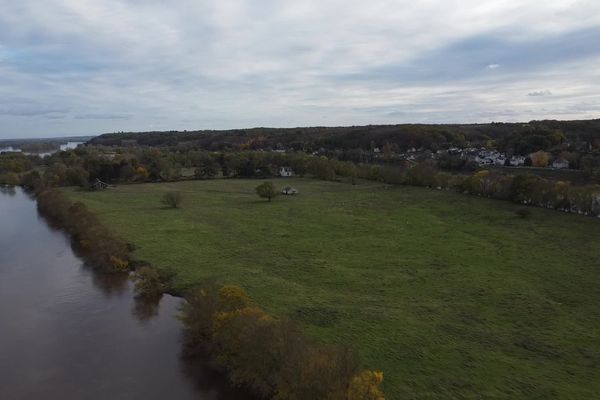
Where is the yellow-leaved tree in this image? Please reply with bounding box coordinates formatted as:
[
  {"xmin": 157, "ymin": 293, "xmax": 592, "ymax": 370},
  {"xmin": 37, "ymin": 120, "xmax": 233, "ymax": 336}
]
[
  {"xmin": 348, "ymin": 370, "xmax": 385, "ymax": 400},
  {"xmin": 530, "ymin": 150, "xmax": 550, "ymax": 167},
  {"xmin": 136, "ymin": 166, "xmax": 149, "ymax": 179}
]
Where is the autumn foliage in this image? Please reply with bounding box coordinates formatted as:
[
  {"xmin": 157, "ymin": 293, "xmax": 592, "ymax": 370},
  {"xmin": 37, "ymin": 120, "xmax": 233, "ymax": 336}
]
[
  {"xmin": 133, "ymin": 266, "xmax": 164, "ymax": 297},
  {"xmin": 180, "ymin": 283, "xmax": 385, "ymax": 400},
  {"xmin": 348, "ymin": 370, "xmax": 386, "ymax": 400},
  {"xmin": 530, "ymin": 150, "xmax": 550, "ymax": 167}
]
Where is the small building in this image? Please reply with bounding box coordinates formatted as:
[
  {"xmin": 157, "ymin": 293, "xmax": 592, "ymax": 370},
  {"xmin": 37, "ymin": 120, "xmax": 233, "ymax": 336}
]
[
  {"xmin": 509, "ymin": 156, "xmax": 526, "ymax": 167},
  {"xmin": 279, "ymin": 166, "xmax": 294, "ymax": 177},
  {"xmin": 282, "ymin": 186, "xmax": 298, "ymax": 195},
  {"xmin": 494, "ymin": 156, "xmax": 507, "ymax": 166},
  {"xmin": 552, "ymin": 158, "xmax": 569, "ymax": 169},
  {"xmin": 91, "ymin": 178, "xmax": 109, "ymax": 191}
]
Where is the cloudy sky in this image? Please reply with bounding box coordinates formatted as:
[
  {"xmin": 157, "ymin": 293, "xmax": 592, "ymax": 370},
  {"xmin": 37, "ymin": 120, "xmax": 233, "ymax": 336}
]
[{"xmin": 1, "ymin": 0, "xmax": 599, "ymax": 138}]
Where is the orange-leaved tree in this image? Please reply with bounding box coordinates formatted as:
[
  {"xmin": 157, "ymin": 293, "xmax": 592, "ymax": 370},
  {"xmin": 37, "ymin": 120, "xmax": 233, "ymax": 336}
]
[{"xmin": 530, "ymin": 150, "xmax": 550, "ymax": 167}]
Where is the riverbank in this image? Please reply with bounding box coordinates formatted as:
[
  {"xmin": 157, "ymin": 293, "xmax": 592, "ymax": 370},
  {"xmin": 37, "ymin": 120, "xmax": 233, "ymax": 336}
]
[
  {"xmin": 64, "ymin": 178, "xmax": 600, "ymax": 399},
  {"xmin": 38, "ymin": 186, "xmax": 384, "ymax": 400}
]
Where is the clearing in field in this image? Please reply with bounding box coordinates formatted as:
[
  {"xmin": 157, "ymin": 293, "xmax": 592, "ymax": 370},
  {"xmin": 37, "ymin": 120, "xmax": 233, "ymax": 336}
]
[{"xmin": 66, "ymin": 178, "xmax": 600, "ymax": 399}]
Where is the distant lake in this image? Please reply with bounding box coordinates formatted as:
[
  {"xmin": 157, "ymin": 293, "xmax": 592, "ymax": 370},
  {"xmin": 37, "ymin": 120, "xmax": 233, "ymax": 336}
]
[
  {"xmin": 0, "ymin": 187, "xmax": 251, "ymax": 400},
  {"xmin": 0, "ymin": 146, "xmax": 19, "ymax": 153},
  {"xmin": 0, "ymin": 141, "xmax": 84, "ymax": 157}
]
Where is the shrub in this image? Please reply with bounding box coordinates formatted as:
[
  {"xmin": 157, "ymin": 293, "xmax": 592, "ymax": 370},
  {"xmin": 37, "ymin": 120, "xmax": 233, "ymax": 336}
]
[
  {"xmin": 218, "ymin": 285, "xmax": 252, "ymax": 311},
  {"xmin": 0, "ymin": 172, "xmax": 20, "ymax": 186},
  {"xmin": 255, "ymin": 182, "xmax": 277, "ymax": 202},
  {"xmin": 516, "ymin": 208, "xmax": 532, "ymax": 219},
  {"xmin": 109, "ymin": 256, "xmax": 129, "ymax": 271},
  {"xmin": 179, "ymin": 284, "xmax": 221, "ymax": 356},
  {"xmin": 405, "ymin": 163, "xmax": 438, "ymax": 187},
  {"xmin": 348, "ymin": 370, "xmax": 386, "ymax": 400},
  {"xmin": 133, "ymin": 266, "xmax": 164, "ymax": 297},
  {"xmin": 213, "ymin": 306, "xmax": 279, "ymax": 396},
  {"xmin": 162, "ymin": 191, "xmax": 182, "ymax": 208},
  {"xmin": 66, "ymin": 166, "xmax": 90, "ymax": 187},
  {"xmin": 308, "ymin": 157, "xmax": 336, "ymax": 181},
  {"xmin": 20, "ymin": 170, "xmax": 43, "ymax": 192}
]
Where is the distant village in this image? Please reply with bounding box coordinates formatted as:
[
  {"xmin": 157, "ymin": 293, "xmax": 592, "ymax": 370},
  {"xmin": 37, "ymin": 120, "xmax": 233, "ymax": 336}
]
[{"xmin": 368, "ymin": 146, "xmax": 571, "ymax": 170}]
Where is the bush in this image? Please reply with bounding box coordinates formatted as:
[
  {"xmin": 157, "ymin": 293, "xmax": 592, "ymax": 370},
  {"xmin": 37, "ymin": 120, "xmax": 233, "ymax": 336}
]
[
  {"xmin": 179, "ymin": 283, "xmax": 221, "ymax": 356},
  {"xmin": 348, "ymin": 370, "xmax": 386, "ymax": 400},
  {"xmin": 133, "ymin": 266, "xmax": 164, "ymax": 297},
  {"xmin": 255, "ymin": 182, "xmax": 277, "ymax": 202},
  {"xmin": 20, "ymin": 170, "xmax": 43, "ymax": 191},
  {"xmin": 516, "ymin": 208, "xmax": 532, "ymax": 219},
  {"xmin": 162, "ymin": 191, "xmax": 182, "ymax": 208},
  {"xmin": 0, "ymin": 172, "xmax": 20, "ymax": 186}
]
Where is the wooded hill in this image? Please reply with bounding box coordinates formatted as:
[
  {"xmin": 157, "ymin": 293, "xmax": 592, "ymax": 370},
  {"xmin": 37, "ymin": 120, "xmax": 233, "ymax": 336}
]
[{"xmin": 89, "ymin": 119, "xmax": 600, "ymax": 155}]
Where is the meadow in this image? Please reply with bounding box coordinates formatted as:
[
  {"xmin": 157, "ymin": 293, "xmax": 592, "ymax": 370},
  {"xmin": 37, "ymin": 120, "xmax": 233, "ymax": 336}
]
[{"xmin": 66, "ymin": 178, "xmax": 600, "ymax": 399}]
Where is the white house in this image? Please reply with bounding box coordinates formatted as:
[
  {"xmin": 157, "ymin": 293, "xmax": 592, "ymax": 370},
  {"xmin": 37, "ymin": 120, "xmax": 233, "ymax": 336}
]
[
  {"xmin": 279, "ymin": 166, "xmax": 294, "ymax": 177},
  {"xmin": 509, "ymin": 156, "xmax": 526, "ymax": 166},
  {"xmin": 495, "ymin": 156, "xmax": 507, "ymax": 166},
  {"xmin": 552, "ymin": 158, "xmax": 569, "ymax": 169}
]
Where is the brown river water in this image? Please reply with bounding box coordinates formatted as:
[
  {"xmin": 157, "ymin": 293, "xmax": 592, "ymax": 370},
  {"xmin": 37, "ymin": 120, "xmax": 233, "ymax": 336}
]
[{"xmin": 0, "ymin": 186, "xmax": 250, "ymax": 400}]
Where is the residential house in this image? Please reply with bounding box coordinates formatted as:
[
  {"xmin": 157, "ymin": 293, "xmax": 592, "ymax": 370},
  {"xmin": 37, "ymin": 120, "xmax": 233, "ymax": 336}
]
[
  {"xmin": 552, "ymin": 158, "xmax": 570, "ymax": 169},
  {"xmin": 509, "ymin": 156, "xmax": 526, "ymax": 166},
  {"xmin": 279, "ymin": 166, "xmax": 294, "ymax": 177}
]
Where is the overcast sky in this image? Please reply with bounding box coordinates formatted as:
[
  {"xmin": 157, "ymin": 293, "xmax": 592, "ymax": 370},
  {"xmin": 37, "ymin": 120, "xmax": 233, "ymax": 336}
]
[{"xmin": 1, "ymin": 1, "xmax": 599, "ymax": 138}]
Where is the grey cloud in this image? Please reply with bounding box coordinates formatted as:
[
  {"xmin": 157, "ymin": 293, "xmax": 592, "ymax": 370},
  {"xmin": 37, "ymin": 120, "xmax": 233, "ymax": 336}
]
[
  {"xmin": 1, "ymin": 1, "xmax": 600, "ymax": 138},
  {"xmin": 528, "ymin": 90, "xmax": 552, "ymax": 96},
  {"xmin": 74, "ymin": 113, "xmax": 132, "ymax": 120},
  {"xmin": 334, "ymin": 26, "xmax": 600, "ymax": 85},
  {"xmin": 0, "ymin": 104, "xmax": 68, "ymax": 117}
]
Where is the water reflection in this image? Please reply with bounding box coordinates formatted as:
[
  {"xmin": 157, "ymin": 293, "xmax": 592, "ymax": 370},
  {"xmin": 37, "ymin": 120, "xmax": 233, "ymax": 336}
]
[
  {"xmin": 87, "ymin": 266, "xmax": 130, "ymax": 297},
  {"xmin": 132, "ymin": 294, "xmax": 162, "ymax": 323},
  {"xmin": 0, "ymin": 185, "xmax": 16, "ymax": 196}
]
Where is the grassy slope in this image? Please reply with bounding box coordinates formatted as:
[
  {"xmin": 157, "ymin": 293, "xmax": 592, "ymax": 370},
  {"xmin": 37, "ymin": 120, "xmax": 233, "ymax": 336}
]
[{"xmin": 66, "ymin": 179, "xmax": 600, "ymax": 399}]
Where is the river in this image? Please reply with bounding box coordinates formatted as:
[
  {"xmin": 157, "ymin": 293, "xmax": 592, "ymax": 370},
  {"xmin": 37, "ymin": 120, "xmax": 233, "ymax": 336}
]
[{"xmin": 0, "ymin": 187, "xmax": 250, "ymax": 400}]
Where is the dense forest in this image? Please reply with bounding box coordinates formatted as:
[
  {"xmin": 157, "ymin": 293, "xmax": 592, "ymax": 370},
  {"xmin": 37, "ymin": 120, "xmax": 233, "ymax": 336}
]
[{"xmin": 89, "ymin": 119, "xmax": 600, "ymax": 155}]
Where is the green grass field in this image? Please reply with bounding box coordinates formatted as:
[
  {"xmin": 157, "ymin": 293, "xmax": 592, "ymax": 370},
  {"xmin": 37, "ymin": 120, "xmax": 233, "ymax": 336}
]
[{"xmin": 66, "ymin": 178, "xmax": 600, "ymax": 399}]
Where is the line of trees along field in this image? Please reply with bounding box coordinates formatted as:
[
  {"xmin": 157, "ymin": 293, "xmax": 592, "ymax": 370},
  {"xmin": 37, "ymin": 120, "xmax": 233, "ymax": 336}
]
[
  {"xmin": 36, "ymin": 190, "xmax": 130, "ymax": 272},
  {"xmin": 3, "ymin": 146, "xmax": 599, "ymax": 217}
]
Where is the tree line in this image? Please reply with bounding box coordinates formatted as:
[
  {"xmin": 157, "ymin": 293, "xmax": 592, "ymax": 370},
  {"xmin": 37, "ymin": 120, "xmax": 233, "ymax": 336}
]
[
  {"xmin": 3, "ymin": 147, "xmax": 600, "ymax": 217},
  {"xmin": 36, "ymin": 190, "xmax": 130, "ymax": 272}
]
